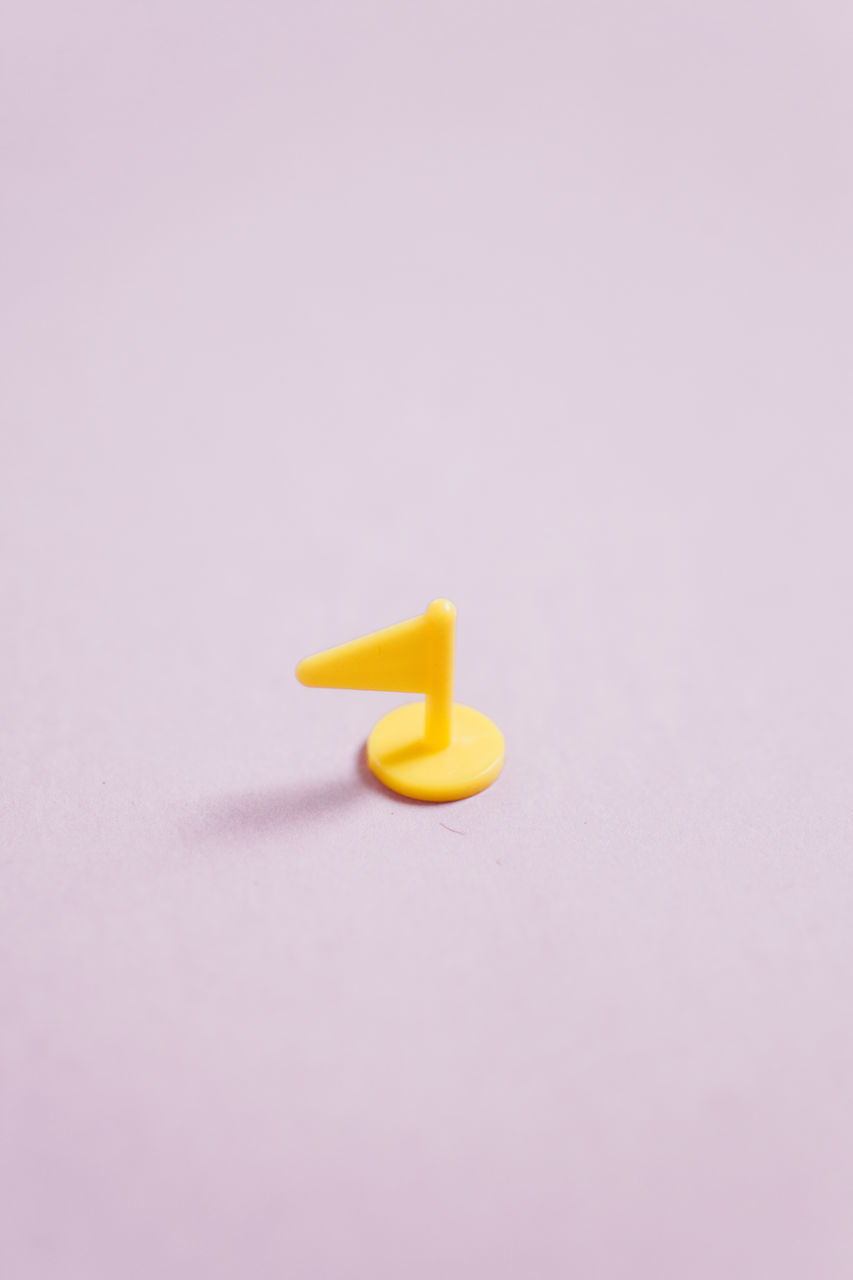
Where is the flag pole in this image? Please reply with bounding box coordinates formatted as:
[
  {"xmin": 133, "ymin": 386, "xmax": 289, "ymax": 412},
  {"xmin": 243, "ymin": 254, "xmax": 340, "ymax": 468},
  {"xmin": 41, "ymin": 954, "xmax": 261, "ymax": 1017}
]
[{"xmin": 423, "ymin": 599, "xmax": 455, "ymax": 751}]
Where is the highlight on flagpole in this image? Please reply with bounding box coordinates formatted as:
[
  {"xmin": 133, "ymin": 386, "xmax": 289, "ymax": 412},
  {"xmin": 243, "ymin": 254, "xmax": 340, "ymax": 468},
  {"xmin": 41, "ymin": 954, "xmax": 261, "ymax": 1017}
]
[{"xmin": 295, "ymin": 599, "xmax": 504, "ymax": 801}]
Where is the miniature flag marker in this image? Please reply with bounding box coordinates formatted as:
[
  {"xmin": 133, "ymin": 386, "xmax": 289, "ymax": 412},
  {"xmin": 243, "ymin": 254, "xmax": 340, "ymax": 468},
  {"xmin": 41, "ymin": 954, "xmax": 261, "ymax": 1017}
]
[{"xmin": 296, "ymin": 599, "xmax": 504, "ymax": 802}]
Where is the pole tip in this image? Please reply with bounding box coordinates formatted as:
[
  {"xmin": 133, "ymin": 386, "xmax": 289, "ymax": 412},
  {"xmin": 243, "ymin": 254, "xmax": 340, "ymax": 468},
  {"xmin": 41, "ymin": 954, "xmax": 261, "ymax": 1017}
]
[{"xmin": 427, "ymin": 598, "xmax": 456, "ymax": 622}]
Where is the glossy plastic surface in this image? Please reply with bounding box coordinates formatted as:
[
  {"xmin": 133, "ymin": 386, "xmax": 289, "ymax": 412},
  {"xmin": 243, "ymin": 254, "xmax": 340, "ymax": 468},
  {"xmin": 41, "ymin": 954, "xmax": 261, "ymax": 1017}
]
[{"xmin": 296, "ymin": 599, "xmax": 504, "ymax": 802}]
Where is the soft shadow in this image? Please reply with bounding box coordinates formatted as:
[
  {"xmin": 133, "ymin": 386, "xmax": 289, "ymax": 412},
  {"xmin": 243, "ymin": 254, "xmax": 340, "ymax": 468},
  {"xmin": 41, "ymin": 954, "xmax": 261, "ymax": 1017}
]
[
  {"xmin": 192, "ymin": 775, "xmax": 364, "ymax": 841},
  {"xmin": 188, "ymin": 742, "xmax": 434, "ymax": 845}
]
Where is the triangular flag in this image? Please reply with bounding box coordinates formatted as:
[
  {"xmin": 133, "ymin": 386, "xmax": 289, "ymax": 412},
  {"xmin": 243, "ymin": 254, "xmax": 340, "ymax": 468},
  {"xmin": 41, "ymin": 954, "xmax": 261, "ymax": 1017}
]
[{"xmin": 296, "ymin": 608, "xmax": 437, "ymax": 694}]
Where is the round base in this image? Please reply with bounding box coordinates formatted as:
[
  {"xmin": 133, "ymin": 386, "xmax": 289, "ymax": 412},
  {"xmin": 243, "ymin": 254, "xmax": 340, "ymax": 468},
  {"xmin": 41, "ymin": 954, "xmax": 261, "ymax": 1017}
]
[{"xmin": 367, "ymin": 702, "xmax": 504, "ymax": 802}]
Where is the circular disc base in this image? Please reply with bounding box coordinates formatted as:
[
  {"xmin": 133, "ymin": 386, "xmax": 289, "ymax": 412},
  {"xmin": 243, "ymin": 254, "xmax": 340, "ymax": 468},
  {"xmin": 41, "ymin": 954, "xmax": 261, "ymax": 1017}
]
[{"xmin": 367, "ymin": 702, "xmax": 504, "ymax": 802}]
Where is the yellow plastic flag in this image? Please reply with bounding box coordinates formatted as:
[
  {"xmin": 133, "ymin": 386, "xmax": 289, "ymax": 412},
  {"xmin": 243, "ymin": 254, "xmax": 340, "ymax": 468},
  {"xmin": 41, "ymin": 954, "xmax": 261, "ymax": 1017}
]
[{"xmin": 295, "ymin": 599, "xmax": 503, "ymax": 802}]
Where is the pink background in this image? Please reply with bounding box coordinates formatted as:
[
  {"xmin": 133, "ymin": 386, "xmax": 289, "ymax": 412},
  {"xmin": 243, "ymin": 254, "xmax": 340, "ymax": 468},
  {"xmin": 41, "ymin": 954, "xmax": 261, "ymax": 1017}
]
[{"xmin": 2, "ymin": 2, "xmax": 852, "ymax": 1276}]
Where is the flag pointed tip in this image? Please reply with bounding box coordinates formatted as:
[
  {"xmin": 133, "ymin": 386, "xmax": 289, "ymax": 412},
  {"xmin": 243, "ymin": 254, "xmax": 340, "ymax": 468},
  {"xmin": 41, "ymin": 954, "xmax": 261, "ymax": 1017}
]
[{"xmin": 295, "ymin": 656, "xmax": 319, "ymax": 686}]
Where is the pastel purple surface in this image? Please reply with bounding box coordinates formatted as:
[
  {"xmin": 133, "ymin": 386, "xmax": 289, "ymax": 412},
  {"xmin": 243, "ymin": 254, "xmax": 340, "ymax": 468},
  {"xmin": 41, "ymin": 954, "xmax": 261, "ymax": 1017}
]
[{"xmin": 2, "ymin": 3, "xmax": 852, "ymax": 1276}]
